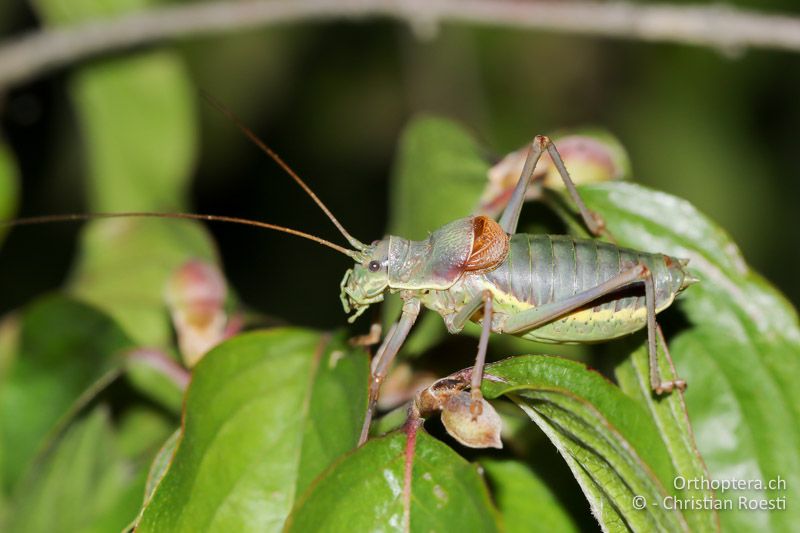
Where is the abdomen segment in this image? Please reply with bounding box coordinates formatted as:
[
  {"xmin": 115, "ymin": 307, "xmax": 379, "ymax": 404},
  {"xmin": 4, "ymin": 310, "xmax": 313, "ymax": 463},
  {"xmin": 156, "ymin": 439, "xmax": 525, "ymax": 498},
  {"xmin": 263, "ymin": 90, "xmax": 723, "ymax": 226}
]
[{"xmin": 482, "ymin": 234, "xmax": 689, "ymax": 342}]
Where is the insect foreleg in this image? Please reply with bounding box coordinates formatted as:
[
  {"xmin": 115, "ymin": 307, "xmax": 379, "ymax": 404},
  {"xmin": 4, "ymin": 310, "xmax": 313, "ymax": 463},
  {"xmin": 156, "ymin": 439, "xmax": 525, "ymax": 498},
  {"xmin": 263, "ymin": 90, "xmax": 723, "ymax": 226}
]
[
  {"xmin": 497, "ymin": 136, "xmax": 607, "ymax": 237},
  {"xmin": 369, "ymin": 323, "xmax": 397, "ymax": 371},
  {"xmin": 358, "ymin": 297, "xmax": 420, "ymax": 446}
]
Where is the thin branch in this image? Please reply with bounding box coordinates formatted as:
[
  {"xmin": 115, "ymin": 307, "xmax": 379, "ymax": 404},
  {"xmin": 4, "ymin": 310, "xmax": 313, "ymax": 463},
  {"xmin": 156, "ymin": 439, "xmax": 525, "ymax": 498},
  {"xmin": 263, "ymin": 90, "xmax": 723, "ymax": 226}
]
[{"xmin": 1, "ymin": 0, "xmax": 800, "ymax": 90}]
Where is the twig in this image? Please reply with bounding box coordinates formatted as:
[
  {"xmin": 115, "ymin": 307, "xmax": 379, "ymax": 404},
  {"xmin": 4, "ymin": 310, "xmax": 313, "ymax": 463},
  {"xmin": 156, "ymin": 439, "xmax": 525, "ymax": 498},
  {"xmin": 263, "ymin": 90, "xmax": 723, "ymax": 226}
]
[{"xmin": 1, "ymin": 0, "xmax": 799, "ymax": 90}]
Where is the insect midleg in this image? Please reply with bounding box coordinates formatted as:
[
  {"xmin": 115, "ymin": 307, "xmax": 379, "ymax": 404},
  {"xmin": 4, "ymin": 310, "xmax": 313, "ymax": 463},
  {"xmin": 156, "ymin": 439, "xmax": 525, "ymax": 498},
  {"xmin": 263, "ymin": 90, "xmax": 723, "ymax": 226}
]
[
  {"xmin": 446, "ymin": 291, "xmax": 489, "ymax": 333},
  {"xmin": 358, "ymin": 298, "xmax": 421, "ymax": 446},
  {"xmin": 470, "ymin": 291, "xmax": 494, "ymax": 415},
  {"xmin": 442, "ymin": 290, "xmax": 495, "ymax": 413},
  {"xmin": 497, "ymin": 135, "xmax": 607, "ymax": 237}
]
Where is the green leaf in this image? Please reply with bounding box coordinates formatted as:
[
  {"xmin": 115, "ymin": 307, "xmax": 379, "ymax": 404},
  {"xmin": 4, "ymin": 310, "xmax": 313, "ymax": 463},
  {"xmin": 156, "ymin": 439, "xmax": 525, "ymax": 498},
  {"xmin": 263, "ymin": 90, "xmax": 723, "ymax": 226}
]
[
  {"xmin": 482, "ymin": 355, "xmax": 706, "ymax": 532},
  {"xmin": 142, "ymin": 429, "xmax": 180, "ymax": 506},
  {"xmin": 388, "ymin": 115, "xmax": 489, "ymax": 241},
  {"xmin": 136, "ymin": 329, "xmax": 369, "ymax": 532},
  {"xmin": 0, "ymin": 142, "xmax": 19, "ymax": 246},
  {"xmin": 5, "ymin": 406, "xmax": 151, "ymax": 533},
  {"xmin": 286, "ymin": 431, "xmax": 500, "ymax": 532},
  {"xmin": 615, "ymin": 342, "xmax": 719, "ymax": 533},
  {"xmin": 33, "ymin": 0, "xmax": 217, "ymax": 347},
  {"xmin": 581, "ymin": 182, "xmax": 800, "ymax": 532},
  {"xmin": 70, "ymin": 51, "xmax": 197, "ymax": 212},
  {"xmin": 481, "ymin": 459, "xmax": 579, "ymax": 533},
  {"xmin": 0, "ymin": 296, "xmax": 133, "ymax": 492},
  {"xmin": 32, "ymin": 0, "xmax": 155, "ymax": 25},
  {"xmin": 34, "ymin": 0, "xmax": 195, "ymax": 213},
  {"xmin": 0, "ymin": 314, "xmax": 18, "ymax": 391},
  {"xmin": 293, "ymin": 337, "xmax": 371, "ymax": 497}
]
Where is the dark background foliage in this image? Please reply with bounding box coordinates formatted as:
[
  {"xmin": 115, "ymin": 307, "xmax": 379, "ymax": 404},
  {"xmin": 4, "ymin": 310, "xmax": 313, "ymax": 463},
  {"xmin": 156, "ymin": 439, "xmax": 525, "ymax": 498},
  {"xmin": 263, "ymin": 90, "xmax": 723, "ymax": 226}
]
[{"xmin": 1, "ymin": 1, "xmax": 799, "ymax": 325}]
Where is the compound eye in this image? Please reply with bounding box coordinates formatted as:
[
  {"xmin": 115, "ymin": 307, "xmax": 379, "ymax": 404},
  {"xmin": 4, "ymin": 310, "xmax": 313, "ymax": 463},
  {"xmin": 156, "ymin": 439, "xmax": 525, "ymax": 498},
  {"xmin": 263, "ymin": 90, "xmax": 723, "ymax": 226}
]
[{"xmin": 368, "ymin": 260, "xmax": 381, "ymax": 272}]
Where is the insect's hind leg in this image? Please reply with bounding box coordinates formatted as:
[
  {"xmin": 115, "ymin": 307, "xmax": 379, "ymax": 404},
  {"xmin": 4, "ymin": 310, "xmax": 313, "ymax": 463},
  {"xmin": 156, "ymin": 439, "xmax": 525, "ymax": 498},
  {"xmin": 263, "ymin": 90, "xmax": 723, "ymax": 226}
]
[
  {"xmin": 654, "ymin": 324, "xmax": 687, "ymax": 393},
  {"xmin": 501, "ymin": 264, "xmax": 685, "ymax": 395},
  {"xmin": 498, "ymin": 138, "xmax": 547, "ymax": 234},
  {"xmin": 644, "ymin": 273, "xmax": 687, "ymax": 394},
  {"xmin": 498, "ymin": 136, "xmax": 606, "ymax": 237}
]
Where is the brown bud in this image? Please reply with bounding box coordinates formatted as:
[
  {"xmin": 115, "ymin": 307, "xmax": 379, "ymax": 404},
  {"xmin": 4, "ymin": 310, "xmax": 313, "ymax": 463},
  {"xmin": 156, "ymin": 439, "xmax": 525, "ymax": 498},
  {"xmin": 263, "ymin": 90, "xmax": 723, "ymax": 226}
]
[{"xmin": 440, "ymin": 391, "xmax": 503, "ymax": 449}]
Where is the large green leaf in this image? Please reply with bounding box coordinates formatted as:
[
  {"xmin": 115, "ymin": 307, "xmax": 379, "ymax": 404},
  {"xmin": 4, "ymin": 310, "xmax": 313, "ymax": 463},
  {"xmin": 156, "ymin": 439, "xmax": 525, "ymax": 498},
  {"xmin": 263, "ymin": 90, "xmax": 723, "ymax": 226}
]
[
  {"xmin": 482, "ymin": 355, "xmax": 714, "ymax": 532},
  {"xmin": 581, "ymin": 182, "xmax": 800, "ymax": 532},
  {"xmin": 614, "ymin": 341, "xmax": 718, "ymax": 533},
  {"xmin": 481, "ymin": 459, "xmax": 579, "ymax": 533},
  {"xmin": 286, "ymin": 430, "xmax": 501, "ymax": 532},
  {"xmin": 5, "ymin": 406, "xmax": 167, "ymax": 533},
  {"xmin": 136, "ymin": 329, "xmax": 369, "ymax": 532},
  {"xmin": 0, "ymin": 142, "xmax": 19, "ymax": 246},
  {"xmin": 33, "ymin": 0, "xmax": 195, "ymax": 212},
  {"xmin": 69, "ymin": 50, "xmax": 197, "ymax": 213},
  {"xmin": 33, "ymin": 0, "xmax": 217, "ymax": 347},
  {"xmin": 0, "ymin": 296, "xmax": 133, "ymax": 492}
]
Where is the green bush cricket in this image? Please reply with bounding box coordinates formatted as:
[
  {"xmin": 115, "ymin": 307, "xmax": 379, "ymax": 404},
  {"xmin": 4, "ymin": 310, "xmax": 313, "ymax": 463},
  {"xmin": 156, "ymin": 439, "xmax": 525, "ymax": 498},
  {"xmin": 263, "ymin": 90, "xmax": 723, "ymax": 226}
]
[{"xmin": 0, "ymin": 103, "xmax": 697, "ymax": 449}]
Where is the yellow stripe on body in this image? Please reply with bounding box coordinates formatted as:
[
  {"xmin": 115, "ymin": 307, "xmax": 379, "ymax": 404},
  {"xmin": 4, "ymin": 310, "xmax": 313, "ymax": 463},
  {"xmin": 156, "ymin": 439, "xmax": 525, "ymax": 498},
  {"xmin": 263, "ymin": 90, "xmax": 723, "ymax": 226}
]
[{"xmin": 475, "ymin": 278, "xmax": 669, "ymax": 343}]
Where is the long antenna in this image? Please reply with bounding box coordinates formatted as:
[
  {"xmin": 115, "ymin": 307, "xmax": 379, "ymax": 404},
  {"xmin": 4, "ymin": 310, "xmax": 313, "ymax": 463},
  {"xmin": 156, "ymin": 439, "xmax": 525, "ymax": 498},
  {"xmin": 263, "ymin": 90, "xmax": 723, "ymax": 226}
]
[
  {"xmin": 201, "ymin": 91, "xmax": 367, "ymax": 252},
  {"xmin": 0, "ymin": 212, "xmax": 361, "ymax": 259}
]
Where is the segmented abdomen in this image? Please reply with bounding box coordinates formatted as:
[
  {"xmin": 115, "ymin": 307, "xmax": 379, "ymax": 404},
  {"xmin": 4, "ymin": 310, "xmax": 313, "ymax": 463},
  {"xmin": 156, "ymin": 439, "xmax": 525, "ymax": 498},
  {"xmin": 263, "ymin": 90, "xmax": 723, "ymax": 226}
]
[{"xmin": 482, "ymin": 234, "xmax": 684, "ymax": 342}]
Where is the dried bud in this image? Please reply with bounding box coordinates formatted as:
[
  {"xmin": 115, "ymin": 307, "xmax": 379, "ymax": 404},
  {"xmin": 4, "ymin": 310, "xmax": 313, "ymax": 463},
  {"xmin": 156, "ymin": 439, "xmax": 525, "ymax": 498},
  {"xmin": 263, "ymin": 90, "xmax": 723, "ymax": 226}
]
[
  {"xmin": 165, "ymin": 260, "xmax": 229, "ymax": 367},
  {"xmin": 440, "ymin": 391, "xmax": 503, "ymax": 449}
]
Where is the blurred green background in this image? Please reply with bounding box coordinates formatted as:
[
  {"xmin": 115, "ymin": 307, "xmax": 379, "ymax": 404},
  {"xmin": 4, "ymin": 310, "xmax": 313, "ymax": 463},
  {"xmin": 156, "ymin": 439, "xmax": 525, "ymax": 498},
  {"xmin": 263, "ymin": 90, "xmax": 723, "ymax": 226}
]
[{"xmin": 0, "ymin": 0, "xmax": 798, "ymax": 327}]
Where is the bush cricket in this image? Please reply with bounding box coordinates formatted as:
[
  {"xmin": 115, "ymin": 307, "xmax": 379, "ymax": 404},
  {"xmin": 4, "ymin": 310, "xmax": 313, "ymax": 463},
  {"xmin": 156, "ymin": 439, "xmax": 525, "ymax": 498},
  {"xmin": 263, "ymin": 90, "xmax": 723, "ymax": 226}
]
[{"xmin": 0, "ymin": 101, "xmax": 697, "ymax": 449}]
